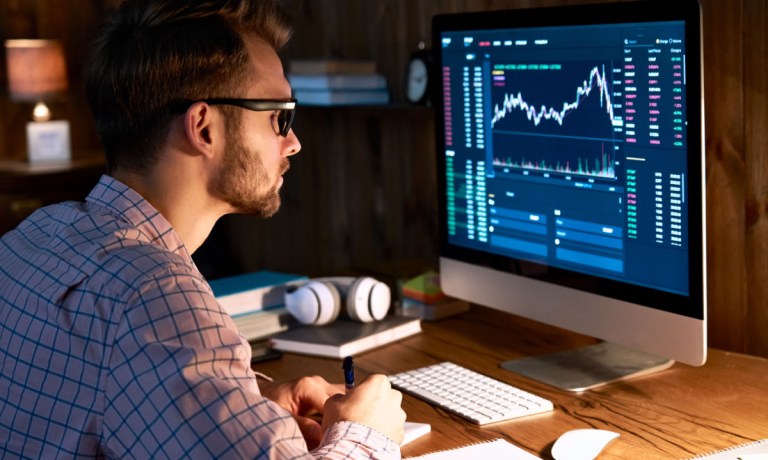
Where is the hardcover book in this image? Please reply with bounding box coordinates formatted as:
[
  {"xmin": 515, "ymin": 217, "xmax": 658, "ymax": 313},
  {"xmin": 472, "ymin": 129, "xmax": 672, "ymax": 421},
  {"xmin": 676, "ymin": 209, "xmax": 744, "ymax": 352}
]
[
  {"xmin": 398, "ymin": 297, "xmax": 470, "ymax": 321},
  {"xmin": 230, "ymin": 307, "xmax": 296, "ymax": 342},
  {"xmin": 292, "ymin": 88, "xmax": 390, "ymax": 106},
  {"xmin": 270, "ymin": 316, "xmax": 422, "ymax": 358},
  {"xmin": 208, "ymin": 270, "xmax": 307, "ymax": 318},
  {"xmin": 288, "ymin": 73, "xmax": 387, "ymax": 90},
  {"xmin": 288, "ymin": 59, "xmax": 377, "ymax": 75}
]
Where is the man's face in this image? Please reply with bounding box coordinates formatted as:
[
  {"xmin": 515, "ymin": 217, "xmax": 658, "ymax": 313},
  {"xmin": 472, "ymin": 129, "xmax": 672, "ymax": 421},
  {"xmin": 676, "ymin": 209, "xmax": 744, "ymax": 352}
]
[
  {"xmin": 213, "ymin": 37, "xmax": 300, "ymax": 217},
  {"xmin": 216, "ymin": 117, "xmax": 288, "ymax": 217}
]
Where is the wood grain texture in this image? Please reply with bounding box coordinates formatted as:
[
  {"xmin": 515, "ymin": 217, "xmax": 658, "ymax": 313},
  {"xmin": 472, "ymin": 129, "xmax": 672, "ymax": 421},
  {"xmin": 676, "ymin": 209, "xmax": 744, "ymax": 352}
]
[
  {"xmin": 256, "ymin": 305, "xmax": 768, "ymax": 459},
  {"xmin": 1, "ymin": 0, "xmax": 767, "ymax": 357},
  {"xmin": 743, "ymin": 0, "xmax": 768, "ymax": 357},
  {"xmin": 702, "ymin": 0, "xmax": 749, "ymax": 356}
]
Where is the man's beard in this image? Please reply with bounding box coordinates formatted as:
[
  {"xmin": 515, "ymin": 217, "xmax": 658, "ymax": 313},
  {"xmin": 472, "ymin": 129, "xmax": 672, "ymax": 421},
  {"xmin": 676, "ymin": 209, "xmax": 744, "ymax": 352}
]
[{"xmin": 214, "ymin": 125, "xmax": 288, "ymax": 218}]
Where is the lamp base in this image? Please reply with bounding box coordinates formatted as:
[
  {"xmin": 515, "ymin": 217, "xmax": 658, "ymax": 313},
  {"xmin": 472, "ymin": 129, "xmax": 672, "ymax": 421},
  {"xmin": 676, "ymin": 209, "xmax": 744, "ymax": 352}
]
[{"xmin": 26, "ymin": 120, "xmax": 71, "ymax": 164}]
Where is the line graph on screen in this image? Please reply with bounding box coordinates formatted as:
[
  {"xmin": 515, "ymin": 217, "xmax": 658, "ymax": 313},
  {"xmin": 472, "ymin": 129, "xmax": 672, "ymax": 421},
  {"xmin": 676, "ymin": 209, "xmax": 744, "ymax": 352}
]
[{"xmin": 490, "ymin": 62, "xmax": 622, "ymax": 180}]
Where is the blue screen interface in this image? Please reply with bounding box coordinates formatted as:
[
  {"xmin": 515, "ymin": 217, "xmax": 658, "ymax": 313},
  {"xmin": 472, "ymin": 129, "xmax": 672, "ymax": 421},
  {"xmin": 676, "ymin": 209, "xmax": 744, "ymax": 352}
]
[{"xmin": 439, "ymin": 20, "xmax": 691, "ymax": 296}]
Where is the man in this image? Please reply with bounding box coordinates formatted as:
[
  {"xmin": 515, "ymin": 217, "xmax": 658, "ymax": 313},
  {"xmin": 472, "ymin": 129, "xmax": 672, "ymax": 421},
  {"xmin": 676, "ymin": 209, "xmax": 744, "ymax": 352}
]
[{"xmin": 0, "ymin": 0, "xmax": 405, "ymax": 458}]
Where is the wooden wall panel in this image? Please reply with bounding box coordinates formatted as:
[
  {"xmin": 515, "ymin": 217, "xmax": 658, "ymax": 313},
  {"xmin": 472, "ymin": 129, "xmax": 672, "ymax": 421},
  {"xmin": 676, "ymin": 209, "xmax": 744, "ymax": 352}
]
[
  {"xmin": 743, "ymin": 0, "xmax": 768, "ymax": 357},
  {"xmin": 219, "ymin": 106, "xmax": 438, "ymax": 279},
  {"xmin": 1, "ymin": 0, "xmax": 767, "ymax": 357},
  {"xmin": 701, "ymin": 1, "xmax": 748, "ymax": 352}
]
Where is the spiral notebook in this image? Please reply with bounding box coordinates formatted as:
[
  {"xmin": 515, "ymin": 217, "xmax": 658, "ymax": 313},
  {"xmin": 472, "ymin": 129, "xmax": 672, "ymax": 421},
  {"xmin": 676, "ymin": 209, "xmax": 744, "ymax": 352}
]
[
  {"xmin": 405, "ymin": 438, "xmax": 540, "ymax": 460},
  {"xmin": 690, "ymin": 439, "xmax": 768, "ymax": 459}
]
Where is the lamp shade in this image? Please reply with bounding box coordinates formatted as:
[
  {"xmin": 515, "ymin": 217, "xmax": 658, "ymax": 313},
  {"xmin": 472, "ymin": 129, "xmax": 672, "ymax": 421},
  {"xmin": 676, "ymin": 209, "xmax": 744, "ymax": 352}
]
[{"xmin": 5, "ymin": 39, "xmax": 68, "ymax": 102}]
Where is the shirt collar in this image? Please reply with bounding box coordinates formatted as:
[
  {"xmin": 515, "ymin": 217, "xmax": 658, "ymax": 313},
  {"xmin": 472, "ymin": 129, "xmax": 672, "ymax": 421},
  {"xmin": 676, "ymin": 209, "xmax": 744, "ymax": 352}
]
[{"xmin": 86, "ymin": 174, "xmax": 192, "ymax": 262}]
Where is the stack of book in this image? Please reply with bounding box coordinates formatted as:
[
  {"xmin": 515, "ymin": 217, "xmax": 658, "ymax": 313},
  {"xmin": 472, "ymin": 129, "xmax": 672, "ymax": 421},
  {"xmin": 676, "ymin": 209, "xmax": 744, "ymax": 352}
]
[
  {"xmin": 397, "ymin": 270, "xmax": 470, "ymax": 321},
  {"xmin": 208, "ymin": 270, "xmax": 307, "ymax": 342},
  {"xmin": 288, "ymin": 59, "xmax": 390, "ymax": 106}
]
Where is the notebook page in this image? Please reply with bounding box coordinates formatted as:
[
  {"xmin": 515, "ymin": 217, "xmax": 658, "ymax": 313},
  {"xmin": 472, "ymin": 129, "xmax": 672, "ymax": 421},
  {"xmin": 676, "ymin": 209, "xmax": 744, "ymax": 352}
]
[
  {"xmin": 405, "ymin": 438, "xmax": 540, "ymax": 460},
  {"xmin": 690, "ymin": 439, "xmax": 768, "ymax": 459}
]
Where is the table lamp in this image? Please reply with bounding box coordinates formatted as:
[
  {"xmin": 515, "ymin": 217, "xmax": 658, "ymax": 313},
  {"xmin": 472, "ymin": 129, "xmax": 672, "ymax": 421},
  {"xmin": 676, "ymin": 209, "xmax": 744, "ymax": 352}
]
[{"xmin": 5, "ymin": 39, "xmax": 71, "ymax": 163}]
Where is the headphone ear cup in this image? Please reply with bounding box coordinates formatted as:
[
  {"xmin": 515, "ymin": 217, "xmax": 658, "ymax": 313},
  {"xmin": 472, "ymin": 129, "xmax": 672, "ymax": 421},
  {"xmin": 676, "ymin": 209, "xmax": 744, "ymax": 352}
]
[
  {"xmin": 285, "ymin": 281, "xmax": 342, "ymax": 325},
  {"xmin": 345, "ymin": 277, "xmax": 391, "ymax": 323},
  {"xmin": 321, "ymin": 281, "xmax": 342, "ymax": 324}
]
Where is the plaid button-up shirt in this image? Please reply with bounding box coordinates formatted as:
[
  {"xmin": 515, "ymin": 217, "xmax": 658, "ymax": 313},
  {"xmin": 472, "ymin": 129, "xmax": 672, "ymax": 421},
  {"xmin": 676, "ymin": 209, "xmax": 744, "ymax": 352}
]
[{"xmin": 0, "ymin": 175, "xmax": 398, "ymax": 459}]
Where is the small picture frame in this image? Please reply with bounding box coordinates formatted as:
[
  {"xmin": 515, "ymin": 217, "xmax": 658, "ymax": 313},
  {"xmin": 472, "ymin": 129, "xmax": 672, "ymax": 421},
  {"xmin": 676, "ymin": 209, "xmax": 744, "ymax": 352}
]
[{"xmin": 26, "ymin": 120, "xmax": 71, "ymax": 163}]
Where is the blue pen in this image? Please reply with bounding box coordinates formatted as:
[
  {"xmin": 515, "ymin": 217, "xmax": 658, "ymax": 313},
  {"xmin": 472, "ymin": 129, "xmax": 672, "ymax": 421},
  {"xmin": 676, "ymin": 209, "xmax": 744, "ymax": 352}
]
[{"xmin": 342, "ymin": 356, "xmax": 355, "ymax": 392}]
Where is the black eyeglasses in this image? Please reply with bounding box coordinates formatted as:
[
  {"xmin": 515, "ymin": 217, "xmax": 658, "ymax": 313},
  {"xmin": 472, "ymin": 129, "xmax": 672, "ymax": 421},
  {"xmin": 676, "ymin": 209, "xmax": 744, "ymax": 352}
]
[{"xmin": 181, "ymin": 98, "xmax": 297, "ymax": 137}]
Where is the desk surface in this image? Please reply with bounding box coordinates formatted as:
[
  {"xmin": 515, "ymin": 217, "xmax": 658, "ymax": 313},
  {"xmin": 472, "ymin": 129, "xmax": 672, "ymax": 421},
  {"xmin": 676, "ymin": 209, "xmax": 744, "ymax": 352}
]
[{"xmin": 255, "ymin": 305, "xmax": 768, "ymax": 459}]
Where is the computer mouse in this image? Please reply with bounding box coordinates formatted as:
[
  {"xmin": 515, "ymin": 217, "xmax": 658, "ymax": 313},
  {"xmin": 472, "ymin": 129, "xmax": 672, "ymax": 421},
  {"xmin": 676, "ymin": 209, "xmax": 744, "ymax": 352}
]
[{"xmin": 551, "ymin": 428, "xmax": 620, "ymax": 460}]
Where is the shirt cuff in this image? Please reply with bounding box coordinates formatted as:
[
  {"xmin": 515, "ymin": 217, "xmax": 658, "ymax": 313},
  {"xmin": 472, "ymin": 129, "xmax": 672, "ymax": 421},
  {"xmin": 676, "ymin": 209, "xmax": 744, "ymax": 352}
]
[{"xmin": 320, "ymin": 421, "xmax": 401, "ymax": 459}]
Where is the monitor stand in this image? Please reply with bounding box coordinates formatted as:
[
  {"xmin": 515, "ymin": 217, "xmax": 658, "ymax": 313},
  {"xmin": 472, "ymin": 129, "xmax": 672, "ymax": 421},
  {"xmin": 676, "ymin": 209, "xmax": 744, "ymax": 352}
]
[{"xmin": 500, "ymin": 342, "xmax": 674, "ymax": 392}]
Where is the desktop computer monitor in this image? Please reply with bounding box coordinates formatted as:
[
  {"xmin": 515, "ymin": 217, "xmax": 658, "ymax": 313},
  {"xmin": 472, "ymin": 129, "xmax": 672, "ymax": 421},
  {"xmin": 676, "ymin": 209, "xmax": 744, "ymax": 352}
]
[{"xmin": 432, "ymin": 0, "xmax": 705, "ymax": 391}]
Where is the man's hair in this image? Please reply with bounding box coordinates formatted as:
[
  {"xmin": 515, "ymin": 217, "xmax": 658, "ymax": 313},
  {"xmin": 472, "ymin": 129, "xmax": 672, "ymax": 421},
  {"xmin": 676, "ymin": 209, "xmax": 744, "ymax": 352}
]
[{"xmin": 84, "ymin": 0, "xmax": 293, "ymax": 173}]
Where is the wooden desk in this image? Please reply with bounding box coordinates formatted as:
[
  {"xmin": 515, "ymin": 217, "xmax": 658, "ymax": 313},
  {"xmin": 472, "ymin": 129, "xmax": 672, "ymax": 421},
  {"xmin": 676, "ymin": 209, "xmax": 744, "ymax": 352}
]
[{"xmin": 255, "ymin": 305, "xmax": 768, "ymax": 459}]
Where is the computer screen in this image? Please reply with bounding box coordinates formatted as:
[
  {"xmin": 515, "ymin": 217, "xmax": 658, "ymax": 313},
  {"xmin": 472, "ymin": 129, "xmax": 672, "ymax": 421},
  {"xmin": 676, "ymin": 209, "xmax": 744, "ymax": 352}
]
[{"xmin": 432, "ymin": 0, "xmax": 705, "ymax": 390}]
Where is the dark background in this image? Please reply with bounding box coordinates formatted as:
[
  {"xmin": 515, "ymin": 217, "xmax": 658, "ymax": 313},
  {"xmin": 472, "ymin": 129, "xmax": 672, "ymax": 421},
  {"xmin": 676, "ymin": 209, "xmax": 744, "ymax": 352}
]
[{"xmin": 0, "ymin": 0, "xmax": 765, "ymax": 358}]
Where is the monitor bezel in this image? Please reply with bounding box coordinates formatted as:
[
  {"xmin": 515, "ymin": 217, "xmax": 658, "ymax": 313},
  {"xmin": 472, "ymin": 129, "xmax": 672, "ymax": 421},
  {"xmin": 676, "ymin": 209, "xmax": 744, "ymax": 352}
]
[{"xmin": 432, "ymin": 0, "xmax": 706, "ymax": 322}]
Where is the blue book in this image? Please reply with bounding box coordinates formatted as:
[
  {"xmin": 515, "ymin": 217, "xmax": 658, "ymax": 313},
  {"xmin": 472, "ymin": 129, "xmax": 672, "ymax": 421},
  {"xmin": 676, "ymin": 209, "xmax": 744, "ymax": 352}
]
[
  {"xmin": 288, "ymin": 73, "xmax": 388, "ymax": 90},
  {"xmin": 293, "ymin": 88, "xmax": 390, "ymax": 106},
  {"xmin": 208, "ymin": 270, "xmax": 307, "ymax": 318}
]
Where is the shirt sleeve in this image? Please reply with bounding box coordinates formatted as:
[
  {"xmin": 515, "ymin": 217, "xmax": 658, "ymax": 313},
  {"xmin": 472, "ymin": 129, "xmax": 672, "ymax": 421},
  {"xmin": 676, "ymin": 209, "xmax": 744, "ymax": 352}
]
[{"xmin": 101, "ymin": 263, "xmax": 400, "ymax": 459}]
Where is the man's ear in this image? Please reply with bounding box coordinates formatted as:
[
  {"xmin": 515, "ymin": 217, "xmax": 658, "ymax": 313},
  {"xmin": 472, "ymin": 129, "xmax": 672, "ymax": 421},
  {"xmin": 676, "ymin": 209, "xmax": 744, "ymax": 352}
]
[{"xmin": 183, "ymin": 102, "xmax": 217, "ymax": 157}]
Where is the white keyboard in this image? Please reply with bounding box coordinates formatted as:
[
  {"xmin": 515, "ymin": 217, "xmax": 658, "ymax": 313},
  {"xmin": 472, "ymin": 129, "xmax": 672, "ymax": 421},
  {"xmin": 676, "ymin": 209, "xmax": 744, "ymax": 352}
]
[{"xmin": 388, "ymin": 362, "xmax": 554, "ymax": 425}]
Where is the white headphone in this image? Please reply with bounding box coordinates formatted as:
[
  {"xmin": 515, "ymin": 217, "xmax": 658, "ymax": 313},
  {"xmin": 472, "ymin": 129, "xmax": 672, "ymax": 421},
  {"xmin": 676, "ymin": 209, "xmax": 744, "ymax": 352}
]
[{"xmin": 284, "ymin": 276, "xmax": 391, "ymax": 326}]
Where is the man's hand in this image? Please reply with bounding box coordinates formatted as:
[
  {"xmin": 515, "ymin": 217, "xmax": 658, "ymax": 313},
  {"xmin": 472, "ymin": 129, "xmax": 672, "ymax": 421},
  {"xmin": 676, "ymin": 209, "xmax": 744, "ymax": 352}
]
[
  {"xmin": 260, "ymin": 375, "xmax": 344, "ymax": 449},
  {"xmin": 322, "ymin": 374, "xmax": 406, "ymax": 444},
  {"xmin": 261, "ymin": 374, "xmax": 406, "ymax": 447}
]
